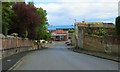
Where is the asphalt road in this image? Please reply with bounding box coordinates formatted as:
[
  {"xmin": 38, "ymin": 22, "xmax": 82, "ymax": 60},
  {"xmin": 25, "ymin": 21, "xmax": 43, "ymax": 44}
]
[{"xmin": 15, "ymin": 42, "xmax": 119, "ymax": 70}]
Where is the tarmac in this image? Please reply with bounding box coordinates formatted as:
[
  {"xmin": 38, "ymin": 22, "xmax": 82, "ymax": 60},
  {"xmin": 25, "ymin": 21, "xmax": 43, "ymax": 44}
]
[
  {"xmin": 11, "ymin": 42, "xmax": 119, "ymax": 70},
  {"xmin": 2, "ymin": 51, "xmax": 28, "ymax": 72},
  {"xmin": 1, "ymin": 42, "xmax": 119, "ymax": 72},
  {"xmin": 2, "ymin": 48, "xmax": 48, "ymax": 72}
]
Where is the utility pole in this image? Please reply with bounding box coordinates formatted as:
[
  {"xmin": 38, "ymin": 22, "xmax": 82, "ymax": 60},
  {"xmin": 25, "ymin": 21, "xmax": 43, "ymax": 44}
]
[
  {"xmin": 74, "ymin": 19, "xmax": 76, "ymax": 22},
  {"xmin": 84, "ymin": 16, "xmax": 86, "ymax": 22},
  {"xmin": 73, "ymin": 19, "xmax": 77, "ymax": 26}
]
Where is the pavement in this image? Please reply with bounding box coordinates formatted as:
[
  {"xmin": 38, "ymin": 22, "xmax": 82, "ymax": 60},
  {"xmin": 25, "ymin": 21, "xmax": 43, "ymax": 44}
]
[
  {"xmin": 14, "ymin": 42, "xmax": 118, "ymax": 70},
  {"xmin": 2, "ymin": 51, "xmax": 28, "ymax": 72},
  {"xmin": 67, "ymin": 46, "xmax": 120, "ymax": 62},
  {"xmin": 1, "ymin": 47, "xmax": 48, "ymax": 72},
  {"xmin": 1, "ymin": 41, "xmax": 56, "ymax": 72}
]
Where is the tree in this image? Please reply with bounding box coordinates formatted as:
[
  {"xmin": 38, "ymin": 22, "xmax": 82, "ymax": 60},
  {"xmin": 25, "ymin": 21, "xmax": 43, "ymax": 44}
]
[
  {"xmin": 68, "ymin": 29, "xmax": 74, "ymax": 33},
  {"xmin": 28, "ymin": 2, "xmax": 34, "ymax": 5},
  {"xmin": 115, "ymin": 16, "xmax": 120, "ymax": 36},
  {"xmin": 36, "ymin": 7, "xmax": 50, "ymax": 40},
  {"xmin": 11, "ymin": 2, "xmax": 40, "ymax": 39},
  {"xmin": 43, "ymin": 32, "xmax": 51, "ymax": 41},
  {"xmin": 3, "ymin": 2, "xmax": 50, "ymax": 40},
  {"xmin": 2, "ymin": 2, "xmax": 14, "ymax": 36},
  {"xmin": 0, "ymin": 2, "xmax": 2, "ymax": 34}
]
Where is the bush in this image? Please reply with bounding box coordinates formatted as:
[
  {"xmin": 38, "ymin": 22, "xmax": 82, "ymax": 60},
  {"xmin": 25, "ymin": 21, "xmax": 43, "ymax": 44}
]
[
  {"xmin": 97, "ymin": 28, "xmax": 106, "ymax": 36},
  {"xmin": 115, "ymin": 16, "xmax": 120, "ymax": 35}
]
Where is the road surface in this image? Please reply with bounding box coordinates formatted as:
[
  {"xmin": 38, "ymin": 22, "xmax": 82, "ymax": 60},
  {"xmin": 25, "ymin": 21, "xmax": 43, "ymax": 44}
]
[{"xmin": 15, "ymin": 42, "xmax": 119, "ymax": 70}]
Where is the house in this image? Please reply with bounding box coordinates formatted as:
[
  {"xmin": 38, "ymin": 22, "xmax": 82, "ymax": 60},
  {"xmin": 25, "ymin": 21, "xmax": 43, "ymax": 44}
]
[
  {"xmin": 51, "ymin": 30, "xmax": 68, "ymax": 41},
  {"xmin": 47, "ymin": 25, "xmax": 74, "ymax": 41}
]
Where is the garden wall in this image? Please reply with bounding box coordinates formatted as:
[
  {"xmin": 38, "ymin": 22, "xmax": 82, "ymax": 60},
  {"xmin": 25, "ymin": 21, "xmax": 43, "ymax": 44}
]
[
  {"xmin": 0, "ymin": 35, "xmax": 37, "ymax": 58},
  {"xmin": 83, "ymin": 35, "xmax": 119, "ymax": 56}
]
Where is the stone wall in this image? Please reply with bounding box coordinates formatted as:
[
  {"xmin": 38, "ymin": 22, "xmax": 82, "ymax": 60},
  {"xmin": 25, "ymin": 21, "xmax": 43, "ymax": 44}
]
[
  {"xmin": 0, "ymin": 35, "xmax": 37, "ymax": 58},
  {"xmin": 103, "ymin": 36, "xmax": 119, "ymax": 55},
  {"xmin": 83, "ymin": 35, "xmax": 119, "ymax": 56},
  {"xmin": 83, "ymin": 35, "xmax": 104, "ymax": 52},
  {"xmin": 71, "ymin": 33, "xmax": 77, "ymax": 46},
  {"xmin": 0, "ymin": 38, "xmax": 2, "ymax": 59}
]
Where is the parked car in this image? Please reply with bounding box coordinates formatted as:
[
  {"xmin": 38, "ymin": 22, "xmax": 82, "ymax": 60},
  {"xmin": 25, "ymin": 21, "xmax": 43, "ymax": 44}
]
[
  {"xmin": 65, "ymin": 41, "xmax": 69, "ymax": 44},
  {"xmin": 40, "ymin": 40, "xmax": 47, "ymax": 47},
  {"xmin": 65, "ymin": 40, "xmax": 72, "ymax": 46}
]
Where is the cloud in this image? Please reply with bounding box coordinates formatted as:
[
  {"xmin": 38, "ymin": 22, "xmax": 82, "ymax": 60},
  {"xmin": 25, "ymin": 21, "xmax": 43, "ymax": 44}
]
[
  {"xmin": 33, "ymin": 0, "xmax": 119, "ymax": 25},
  {"xmin": 35, "ymin": 3, "xmax": 63, "ymax": 13}
]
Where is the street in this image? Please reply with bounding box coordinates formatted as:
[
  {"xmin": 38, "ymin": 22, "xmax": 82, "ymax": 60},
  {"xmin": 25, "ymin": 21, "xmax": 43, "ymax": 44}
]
[{"xmin": 14, "ymin": 42, "xmax": 118, "ymax": 70}]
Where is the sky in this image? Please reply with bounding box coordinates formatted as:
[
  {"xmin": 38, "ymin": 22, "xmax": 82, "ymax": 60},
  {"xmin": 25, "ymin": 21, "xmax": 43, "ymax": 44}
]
[{"xmin": 26, "ymin": 0, "xmax": 119, "ymax": 26}]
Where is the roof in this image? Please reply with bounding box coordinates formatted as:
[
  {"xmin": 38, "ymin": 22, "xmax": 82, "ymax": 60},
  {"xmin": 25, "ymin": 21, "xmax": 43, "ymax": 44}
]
[
  {"xmin": 51, "ymin": 34, "xmax": 67, "ymax": 36},
  {"xmin": 75, "ymin": 22, "xmax": 104, "ymax": 25},
  {"xmin": 47, "ymin": 25, "xmax": 74, "ymax": 30},
  {"xmin": 52, "ymin": 30, "xmax": 67, "ymax": 34},
  {"xmin": 77, "ymin": 22, "xmax": 114, "ymax": 28}
]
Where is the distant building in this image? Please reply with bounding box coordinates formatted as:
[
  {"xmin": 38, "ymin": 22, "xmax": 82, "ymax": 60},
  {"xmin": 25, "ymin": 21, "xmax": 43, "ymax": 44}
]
[
  {"xmin": 47, "ymin": 25, "xmax": 74, "ymax": 41},
  {"xmin": 118, "ymin": 1, "xmax": 120, "ymax": 16},
  {"xmin": 51, "ymin": 30, "xmax": 68, "ymax": 41}
]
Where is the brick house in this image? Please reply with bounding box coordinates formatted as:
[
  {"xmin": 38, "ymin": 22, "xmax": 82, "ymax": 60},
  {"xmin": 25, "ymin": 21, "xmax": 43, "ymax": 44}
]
[
  {"xmin": 51, "ymin": 30, "xmax": 68, "ymax": 41},
  {"xmin": 47, "ymin": 25, "xmax": 74, "ymax": 41}
]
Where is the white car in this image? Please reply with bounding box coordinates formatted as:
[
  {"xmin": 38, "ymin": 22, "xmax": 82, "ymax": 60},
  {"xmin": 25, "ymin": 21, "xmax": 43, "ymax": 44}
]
[
  {"xmin": 65, "ymin": 40, "xmax": 72, "ymax": 46},
  {"xmin": 39, "ymin": 40, "xmax": 46, "ymax": 47}
]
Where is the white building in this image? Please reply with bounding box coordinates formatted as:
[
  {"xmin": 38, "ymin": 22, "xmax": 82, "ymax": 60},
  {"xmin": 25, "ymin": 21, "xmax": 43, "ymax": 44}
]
[{"xmin": 118, "ymin": 1, "xmax": 120, "ymax": 16}]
